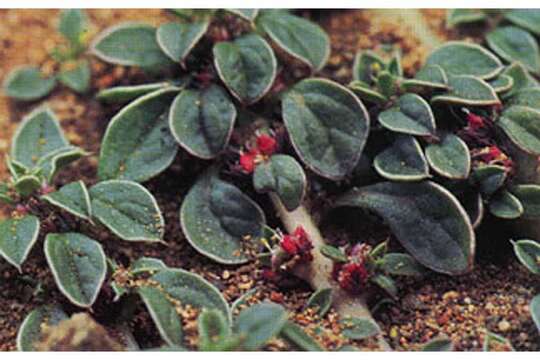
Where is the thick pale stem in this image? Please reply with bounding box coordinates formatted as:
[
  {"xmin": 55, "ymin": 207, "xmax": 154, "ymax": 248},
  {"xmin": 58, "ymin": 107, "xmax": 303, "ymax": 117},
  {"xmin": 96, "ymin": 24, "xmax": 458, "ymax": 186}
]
[
  {"xmin": 513, "ymin": 148, "xmax": 540, "ymax": 239},
  {"xmin": 269, "ymin": 193, "xmax": 391, "ymax": 350}
]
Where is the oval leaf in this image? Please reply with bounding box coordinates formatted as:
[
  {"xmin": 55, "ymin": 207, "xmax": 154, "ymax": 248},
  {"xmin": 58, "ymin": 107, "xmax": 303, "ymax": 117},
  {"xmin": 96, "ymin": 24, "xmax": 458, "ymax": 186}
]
[
  {"xmin": 498, "ymin": 105, "xmax": 540, "ymax": 155},
  {"xmin": 508, "ymin": 88, "xmax": 540, "ymax": 112},
  {"xmin": 487, "ymin": 26, "xmax": 540, "ymax": 74},
  {"xmin": 3, "ymin": 66, "xmax": 56, "ymax": 101},
  {"xmin": 282, "ymin": 78, "xmax": 370, "ymax": 180},
  {"xmin": 169, "ymin": 85, "xmax": 236, "ymax": 159},
  {"xmin": 425, "ymin": 41, "xmax": 503, "ymax": 79},
  {"xmin": 373, "ymin": 135, "xmax": 429, "ymax": 181},
  {"xmin": 425, "ymin": 133, "xmax": 471, "ymax": 179},
  {"xmin": 305, "ymin": 288, "xmax": 333, "ymax": 317},
  {"xmin": 42, "ymin": 180, "xmax": 92, "ymax": 221},
  {"xmin": 340, "ymin": 317, "xmax": 380, "ymax": 340},
  {"xmin": 352, "ymin": 51, "xmax": 385, "ymax": 84},
  {"xmin": 378, "ymin": 93, "xmax": 436, "ymax": 137},
  {"xmin": 488, "ymin": 190, "xmax": 523, "ymax": 219},
  {"xmin": 36, "ymin": 146, "xmax": 87, "ymax": 183},
  {"xmin": 253, "ymin": 155, "xmax": 306, "ymax": 211},
  {"xmin": 58, "ymin": 9, "xmax": 86, "ymax": 45},
  {"xmin": 489, "ymin": 75, "xmax": 514, "ymax": 94},
  {"xmin": 402, "ymin": 65, "xmax": 448, "ymax": 91},
  {"xmin": 96, "ymin": 82, "xmax": 171, "ymax": 104},
  {"xmin": 447, "ymin": 9, "xmax": 486, "ymax": 28},
  {"xmin": 421, "ymin": 336, "xmax": 454, "ymax": 351},
  {"xmin": 0, "ymin": 215, "xmax": 40, "ymax": 271},
  {"xmin": 505, "ymin": 9, "xmax": 540, "ymax": 36},
  {"xmin": 511, "ymin": 184, "xmax": 540, "ymax": 218},
  {"xmin": 257, "ymin": 13, "xmax": 330, "ymax": 71},
  {"xmin": 44, "ymin": 232, "xmax": 106, "ymax": 307},
  {"xmin": 432, "ymin": 75, "xmax": 500, "ymax": 106},
  {"xmin": 320, "ymin": 244, "xmax": 347, "ymax": 263},
  {"xmin": 235, "ymin": 302, "xmax": 288, "ymax": 350},
  {"xmin": 502, "ymin": 62, "xmax": 539, "ymax": 99},
  {"xmin": 58, "ymin": 60, "xmax": 91, "ymax": 93},
  {"xmin": 280, "ymin": 321, "xmax": 323, "ymax": 351},
  {"xmin": 531, "ymin": 294, "xmax": 540, "ymax": 333},
  {"xmin": 17, "ymin": 305, "xmax": 68, "ymax": 351},
  {"xmin": 512, "ymin": 239, "xmax": 540, "ymax": 274},
  {"xmin": 334, "ymin": 181, "xmax": 475, "ymax": 275},
  {"xmin": 180, "ymin": 168, "xmax": 266, "ymax": 264},
  {"xmin": 14, "ymin": 175, "xmax": 41, "ymax": 197},
  {"xmin": 348, "ymin": 81, "xmax": 388, "ymax": 105},
  {"xmin": 471, "ymin": 165, "xmax": 508, "ymax": 196},
  {"xmin": 156, "ymin": 21, "xmax": 208, "ymax": 63},
  {"xmin": 381, "ymin": 253, "xmax": 424, "ymax": 277},
  {"xmin": 90, "ymin": 180, "xmax": 164, "ymax": 242},
  {"xmin": 99, "ymin": 88, "xmax": 179, "ymax": 182}
]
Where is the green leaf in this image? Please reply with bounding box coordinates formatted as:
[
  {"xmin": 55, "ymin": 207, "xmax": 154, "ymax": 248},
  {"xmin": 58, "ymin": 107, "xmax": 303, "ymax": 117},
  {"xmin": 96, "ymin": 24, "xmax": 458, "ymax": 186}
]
[
  {"xmin": 91, "ymin": 23, "xmax": 174, "ymax": 71},
  {"xmin": 446, "ymin": 9, "xmax": 486, "ymax": 28},
  {"xmin": 282, "ymin": 78, "xmax": 370, "ymax": 180},
  {"xmin": 421, "ymin": 335, "xmax": 454, "ymax": 351},
  {"xmin": 44, "ymin": 232, "xmax": 107, "ymax": 307},
  {"xmin": 11, "ymin": 106, "xmax": 68, "ymax": 169},
  {"xmin": 340, "ymin": 317, "xmax": 380, "ymax": 340},
  {"xmin": 457, "ymin": 189, "xmax": 485, "ymax": 229},
  {"xmin": 214, "ymin": 34, "xmax": 277, "ymax": 104},
  {"xmin": 0, "ymin": 183, "xmax": 14, "ymax": 204},
  {"xmin": 253, "ymin": 155, "xmax": 306, "ymax": 211},
  {"xmin": 42, "ymin": 181, "xmax": 92, "ymax": 221},
  {"xmin": 497, "ymin": 105, "xmax": 540, "ymax": 155},
  {"xmin": 334, "ymin": 181, "xmax": 475, "ymax": 275},
  {"xmin": 511, "ymin": 184, "xmax": 540, "ymax": 218},
  {"xmin": 508, "ymin": 88, "xmax": 540, "ymax": 111},
  {"xmin": 511, "ymin": 239, "xmax": 540, "ymax": 274},
  {"xmin": 531, "ymin": 294, "xmax": 540, "ymax": 333},
  {"xmin": 96, "ymin": 82, "xmax": 171, "ymax": 104},
  {"xmin": 373, "ymin": 135, "xmax": 429, "ymax": 181},
  {"xmin": 231, "ymin": 287, "xmax": 259, "ymax": 317},
  {"xmin": 402, "ymin": 65, "xmax": 448, "ymax": 91},
  {"xmin": 381, "ymin": 253, "xmax": 424, "ymax": 277},
  {"xmin": 36, "ymin": 145, "xmax": 87, "ymax": 182},
  {"xmin": 14, "ymin": 175, "xmax": 41, "ymax": 197},
  {"xmin": 488, "ymin": 75, "xmax": 514, "ymax": 94},
  {"xmin": 198, "ymin": 309, "xmax": 233, "ymax": 351},
  {"xmin": 17, "ymin": 305, "xmax": 68, "ymax": 351},
  {"xmin": 501, "ymin": 63, "xmax": 539, "ymax": 99},
  {"xmin": 425, "ymin": 133, "xmax": 471, "ymax": 179},
  {"xmin": 235, "ymin": 302, "xmax": 288, "ymax": 350},
  {"xmin": 58, "ymin": 60, "xmax": 91, "ymax": 93},
  {"xmin": 348, "ymin": 81, "xmax": 388, "ymax": 104},
  {"xmin": 257, "ymin": 13, "xmax": 330, "ymax": 71},
  {"xmin": 90, "ymin": 180, "xmax": 164, "ymax": 242},
  {"xmin": 58, "ymin": 9, "xmax": 86, "ymax": 46},
  {"xmin": 505, "ymin": 9, "xmax": 540, "ymax": 36},
  {"xmin": 3, "ymin": 66, "xmax": 56, "ymax": 101},
  {"xmin": 376, "ymin": 71, "xmax": 398, "ymax": 98},
  {"xmin": 226, "ymin": 9, "xmax": 259, "ymax": 22},
  {"xmin": 280, "ymin": 321, "xmax": 323, "ymax": 351},
  {"xmin": 352, "ymin": 51, "xmax": 385, "ymax": 84},
  {"xmin": 305, "ymin": 288, "xmax": 333, "ymax": 317},
  {"xmin": 486, "ymin": 26, "xmax": 540, "ymax": 74},
  {"xmin": 483, "ymin": 331, "xmax": 514, "ymax": 351},
  {"xmin": 488, "ymin": 190, "xmax": 523, "ymax": 219},
  {"xmin": 387, "ymin": 53, "xmax": 403, "ymax": 77},
  {"xmin": 471, "ymin": 165, "xmax": 507, "ymax": 196},
  {"xmin": 425, "ymin": 41, "xmax": 503, "ymax": 79},
  {"xmin": 169, "ymin": 85, "xmax": 236, "ymax": 159},
  {"xmin": 98, "ymin": 88, "xmax": 179, "ymax": 182},
  {"xmin": 378, "ymin": 93, "xmax": 436, "ymax": 137},
  {"xmin": 138, "ymin": 268, "xmax": 230, "ymax": 346},
  {"xmin": 320, "ymin": 244, "xmax": 347, "ymax": 263},
  {"xmin": 432, "ymin": 75, "xmax": 500, "ymax": 106},
  {"xmin": 156, "ymin": 21, "xmax": 208, "ymax": 63},
  {"xmin": 0, "ymin": 216, "xmax": 40, "ymax": 271},
  {"xmin": 6, "ymin": 157, "xmax": 28, "ymax": 180},
  {"xmin": 180, "ymin": 168, "xmax": 265, "ymax": 264},
  {"xmin": 371, "ymin": 273, "xmax": 398, "ymax": 298}
]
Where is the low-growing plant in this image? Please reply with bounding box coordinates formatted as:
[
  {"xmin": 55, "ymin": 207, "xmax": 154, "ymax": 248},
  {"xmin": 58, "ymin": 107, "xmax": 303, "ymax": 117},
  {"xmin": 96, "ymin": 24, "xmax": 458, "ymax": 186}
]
[{"xmin": 3, "ymin": 9, "xmax": 93, "ymax": 100}]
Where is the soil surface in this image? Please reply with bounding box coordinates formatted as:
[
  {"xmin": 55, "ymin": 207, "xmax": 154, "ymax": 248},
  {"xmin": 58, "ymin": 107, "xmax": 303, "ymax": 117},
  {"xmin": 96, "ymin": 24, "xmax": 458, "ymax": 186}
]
[{"xmin": 0, "ymin": 9, "xmax": 539, "ymax": 351}]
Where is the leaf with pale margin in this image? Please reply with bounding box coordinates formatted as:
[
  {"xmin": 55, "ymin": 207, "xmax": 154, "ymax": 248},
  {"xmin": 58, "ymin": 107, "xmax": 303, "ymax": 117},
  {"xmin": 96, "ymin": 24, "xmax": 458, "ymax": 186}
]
[
  {"xmin": 340, "ymin": 317, "xmax": 380, "ymax": 340},
  {"xmin": 305, "ymin": 288, "xmax": 333, "ymax": 317},
  {"xmin": 378, "ymin": 93, "xmax": 436, "ymax": 136},
  {"xmin": 488, "ymin": 75, "xmax": 514, "ymax": 94},
  {"xmin": 432, "ymin": 75, "xmax": 500, "ymax": 106},
  {"xmin": 235, "ymin": 302, "xmax": 288, "ymax": 350},
  {"xmin": 0, "ymin": 216, "xmax": 40, "ymax": 271},
  {"xmin": 131, "ymin": 257, "xmax": 168, "ymax": 274},
  {"xmin": 531, "ymin": 294, "xmax": 540, "ymax": 333},
  {"xmin": 96, "ymin": 82, "xmax": 171, "ymax": 104},
  {"xmin": 421, "ymin": 336, "xmax": 454, "ymax": 351},
  {"xmin": 44, "ymin": 232, "xmax": 106, "ymax": 307},
  {"xmin": 371, "ymin": 273, "xmax": 398, "ymax": 298},
  {"xmin": 16, "ymin": 305, "xmax": 68, "ymax": 351},
  {"xmin": 320, "ymin": 244, "xmax": 347, "ymax": 263},
  {"xmin": 280, "ymin": 321, "xmax": 323, "ymax": 351},
  {"xmin": 512, "ymin": 239, "xmax": 540, "ymax": 274},
  {"xmin": 282, "ymin": 78, "xmax": 370, "ymax": 180},
  {"xmin": 58, "ymin": 9, "xmax": 86, "ymax": 45},
  {"xmin": 497, "ymin": 105, "xmax": 540, "ymax": 155},
  {"xmin": 198, "ymin": 309, "xmax": 234, "ymax": 351},
  {"xmin": 156, "ymin": 21, "xmax": 208, "ymax": 63},
  {"xmin": 425, "ymin": 133, "xmax": 470, "ymax": 179},
  {"xmin": 180, "ymin": 168, "xmax": 265, "ymax": 264},
  {"xmin": 58, "ymin": 60, "xmax": 91, "ymax": 93},
  {"xmin": 3, "ymin": 67, "xmax": 56, "ymax": 101},
  {"xmin": 14, "ymin": 175, "xmax": 41, "ymax": 197},
  {"xmin": 502, "ymin": 63, "xmax": 539, "ymax": 99},
  {"xmin": 508, "ymin": 88, "xmax": 540, "ymax": 111},
  {"xmin": 90, "ymin": 180, "xmax": 164, "ymax": 242},
  {"xmin": 487, "ymin": 26, "xmax": 540, "ymax": 74},
  {"xmin": 99, "ymin": 88, "xmax": 179, "ymax": 182},
  {"xmin": 511, "ymin": 184, "xmax": 540, "ymax": 218},
  {"xmin": 352, "ymin": 51, "xmax": 385, "ymax": 84},
  {"xmin": 402, "ymin": 65, "xmax": 449, "ymax": 91},
  {"xmin": 483, "ymin": 331, "xmax": 514, "ymax": 351},
  {"xmin": 505, "ymin": 9, "xmax": 540, "ymax": 36},
  {"xmin": 169, "ymin": 84, "xmax": 236, "ymax": 159},
  {"xmin": 381, "ymin": 253, "xmax": 424, "ymax": 277},
  {"xmin": 488, "ymin": 190, "xmax": 523, "ymax": 219},
  {"xmin": 36, "ymin": 146, "xmax": 87, "ymax": 182},
  {"xmin": 348, "ymin": 81, "xmax": 388, "ymax": 105},
  {"xmin": 42, "ymin": 181, "xmax": 92, "ymax": 221},
  {"xmin": 446, "ymin": 9, "xmax": 486, "ymax": 28},
  {"xmin": 373, "ymin": 135, "xmax": 429, "ymax": 181},
  {"xmin": 334, "ymin": 181, "xmax": 475, "ymax": 274},
  {"xmin": 226, "ymin": 9, "xmax": 259, "ymax": 21},
  {"xmin": 471, "ymin": 165, "xmax": 507, "ymax": 196}
]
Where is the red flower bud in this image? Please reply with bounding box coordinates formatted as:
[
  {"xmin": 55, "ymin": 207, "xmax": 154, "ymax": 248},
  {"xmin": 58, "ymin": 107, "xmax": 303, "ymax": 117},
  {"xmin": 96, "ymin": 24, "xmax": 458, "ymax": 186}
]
[
  {"xmin": 278, "ymin": 226, "xmax": 313, "ymax": 262},
  {"xmin": 337, "ymin": 262, "xmax": 369, "ymax": 294},
  {"xmin": 256, "ymin": 134, "xmax": 277, "ymax": 156},
  {"xmin": 280, "ymin": 234, "xmax": 299, "ymax": 255},
  {"xmin": 239, "ymin": 149, "xmax": 259, "ymax": 173},
  {"xmin": 467, "ymin": 113, "xmax": 485, "ymax": 131}
]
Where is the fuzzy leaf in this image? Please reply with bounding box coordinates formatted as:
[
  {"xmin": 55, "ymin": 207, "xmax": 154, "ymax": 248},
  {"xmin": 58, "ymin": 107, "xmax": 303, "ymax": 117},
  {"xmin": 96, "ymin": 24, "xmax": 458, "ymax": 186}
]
[
  {"xmin": 131, "ymin": 257, "xmax": 168, "ymax": 274},
  {"xmin": 432, "ymin": 75, "xmax": 500, "ymax": 106},
  {"xmin": 231, "ymin": 287, "xmax": 259, "ymax": 317},
  {"xmin": 253, "ymin": 155, "xmax": 306, "ymax": 211},
  {"xmin": 36, "ymin": 146, "xmax": 87, "ymax": 182},
  {"xmin": 44, "ymin": 233, "xmax": 106, "ymax": 307},
  {"xmin": 280, "ymin": 321, "xmax": 323, "ymax": 351},
  {"xmin": 58, "ymin": 60, "xmax": 91, "ymax": 93},
  {"xmin": 387, "ymin": 53, "xmax": 403, "ymax": 77},
  {"xmin": 376, "ymin": 71, "xmax": 398, "ymax": 98},
  {"xmin": 471, "ymin": 165, "xmax": 507, "ymax": 196},
  {"xmin": 483, "ymin": 331, "xmax": 514, "ymax": 351},
  {"xmin": 512, "ymin": 239, "xmax": 540, "ymax": 274},
  {"xmin": 381, "ymin": 253, "xmax": 424, "ymax": 277},
  {"xmin": 402, "ymin": 65, "xmax": 448, "ymax": 91},
  {"xmin": 0, "ymin": 183, "xmax": 14, "ymax": 204},
  {"xmin": 0, "ymin": 216, "xmax": 40, "ymax": 271},
  {"xmin": 235, "ymin": 302, "xmax": 288, "ymax": 350},
  {"xmin": 214, "ymin": 34, "xmax": 277, "ymax": 104},
  {"xmin": 257, "ymin": 13, "xmax": 330, "ymax": 71},
  {"xmin": 180, "ymin": 168, "xmax": 265, "ymax": 264},
  {"xmin": 90, "ymin": 180, "xmax": 164, "ymax": 242},
  {"xmin": 334, "ymin": 181, "xmax": 475, "ymax": 274},
  {"xmin": 488, "ymin": 190, "xmax": 523, "ymax": 219},
  {"xmin": 508, "ymin": 88, "xmax": 540, "ymax": 111},
  {"xmin": 487, "ymin": 26, "xmax": 540, "ymax": 74},
  {"xmin": 371, "ymin": 273, "xmax": 398, "ymax": 298},
  {"xmin": 511, "ymin": 184, "xmax": 540, "ymax": 218},
  {"xmin": 282, "ymin": 78, "xmax": 370, "ymax": 180},
  {"xmin": 226, "ymin": 9, "xmax": 259, "ymax": 21},
  {"xmin": 14, "ymin": 175, "xmax": 41, "ymax": 197},
  {"xmin": 348, "ymin": 81, "xmax": 388, "ymax": 104},
  {"xmin": 320, "ymin": 244, "xmax": 347, "ymax": 263},
  {"xmin": 156, "ymin": 21, "xmax": 208, "ymax": 63},
  {"xmin": 421, "ymin": 336, "xmax": 454, "ymax": 351},
  {"xmin": 505, "ymin": 9, "xmax": 540, "ymax": 36},
  {"xmin": 305, "ymin": 288, "xmax": 333, "ymax": 317},
  {"xmin": 458, "ymin": 189, "xmax": 484, "ymax": 229},
  {"xmin": 352, "ymin": 51, "xmax": 385, "ymax": 84},
  {"xmin": 42, "ymin": 181, "xmax": 92, "ymax": 221},
  {"xmin": 502, "ymin": 63, "xmax": 539, "ymax": 99},
  {"xmin": 446, "ymin": 9, "xmax": 486, "ymax": 28},
  {"xmin": 99, "ymin": 88, "xmax": 179, "ymax": 182},
  {"xmin": 488, "ymin": 75, "xmax": 514, "ymax": 94},
  {"xmin": 169, "ymin": 85, "xmax": 236, "ymax": 159},
  {"xmin": 17, "ymin": 305, "xmax": 68, "ymax": 351},
  {"xmin": 373, "ymin": 135, "xmax": 429, "ymax": 181},
  {"xmin": 497, "ymin": 105, "xmax": 540, "ymax": 155},
  {"xmin": 58, "ymin": 9, "xmax": 86, "ymax": 45},
  {"xmin": 198, "ymin": 309, "xmax": 233, "ymax": 351},
  {"xmin": 531, "ymin": 294, "xmax": 540, "ymax": 333},
  {"xmin": 96, "ymin": 82, "xmax": 171, "ymax": 104},
  {"xmin": 138, "ymin": 268, "xmax": 230, "ymax": 346},
  {"xmin": 91, "ymin": 23, "xmax": 174, "ymax": 71},
  {"xmin": 378, "ymin": 93, "xmax": 436, "ymax": 136},
  {"xmin": 6, "ymin": 157, "xmax": 28, "ymax": 180},
  {"xmin": 425, "ymin": 133, "xmax": 471, "ymax": 179},
  {"xmin": 340, "ymin": 317, "xmax": 380, "ymax": 340},
  {"xmin": 3, "ymin": 67, "xmax": 56, "ymax": 101},
  {"xmin": 425, "ymin": 41, "xmax": 503, "ymax": 79}
]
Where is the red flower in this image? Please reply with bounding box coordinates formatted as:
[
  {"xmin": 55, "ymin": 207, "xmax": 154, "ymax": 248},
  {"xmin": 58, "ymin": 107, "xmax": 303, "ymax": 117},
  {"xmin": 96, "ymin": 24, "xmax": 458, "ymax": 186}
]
[
  {"xmin": 256, "ymin": 134, "xmax": 277, "ymax": 156},
  {"xmin": 239, "ymin": 148, "xmax": 259, "ymax": 173},
  {"xmin": 280, "ymin": 234, "xmax": 298, "ymax": 255},
  {"xmin": 337, "ymin": 262, "xmax": 369, "ymax": 294},
  {"xmin": 481, "ymin": 146, "xmax": 503, "ymax": 163},
  {"xmin": 467, "ymin": 113, "xmax": 485, "ymax": 131},
  {"xmin": 279, "ymin": 226, "xmax": 313, "ymax": 262}
]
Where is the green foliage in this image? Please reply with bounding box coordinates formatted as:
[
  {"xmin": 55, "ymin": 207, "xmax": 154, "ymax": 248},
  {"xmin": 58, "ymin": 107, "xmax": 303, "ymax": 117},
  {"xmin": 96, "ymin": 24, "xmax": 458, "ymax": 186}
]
[
  {"xmin": 446, "ymin": 9, "xmax": 486, "ymax": 28},
  {"xmin": 505, "ymin": 9, "xmax": 540, "ymax": 36},
  {"xmin": 17, "ymin": 305, "xmax": 68, "ymax": 351},
  {"xmin": 497, "ymin": 106, "xmax": 540, "ymax": 155},
  {"xmin": 381, "ymin": 253, "xmax": 424, "ymax": 277},
  {"xmin": 42, "ymin": 181, "xmax": 92, "ymax": 221},
  {"xmin": 483, "ymin": 331, "xmax": 514, "ymax": 351},
  {"xmin": 96, "ymin": 82, "xmax": 171, "ymax": 104},
  {"xmin": 488, "ymin": 190, "xmax": 523, "ymax": 219},
  {"xmin": 531, "ymin": 294, "xmax": 540, "ymax": 333},
  {"xmin": 320, "ymin": 244, "xmax": 347, "ymax": 263},
  {"xmin": 305, "ymin": 288, "xmax": 333, "ymax": 317},
  {"xmin": 156, "ymin": 21, "xmax": 209, "ymax": 63},
  {"xmin": 512, "ymin": 239, "xmax": 540, "ymax": 274},
  {"xmin": 511, "ymin": 185, "xmax": 540, "ymax": 218},
  {"xmin": 340, "ymin": 317, "xmax": 380, "ymax": 340},
  {"xmin": 280, "ymin": 321, "xmax": 323, "ymax": 351},
  {"xmin": 0, "ymin": 216, "xmax": 40, "ymax": 271},
  {"xmin": 373, "ymin": 135, "xmax": 429, "ymax": 181},
  {"xmin": 2, "ymin": 67, "xmax": 57, "ymax": 101},
  {"xmin": 432, "ymin": 75, "xmax": 500, "ymax": 106},
  {"xmin": 425, "ymin": 134, "xmax": 471, "ymax": 180},
  {"xmin": 378, "ymin": 93, "xmax": 436, "ymax": 137},
  {"xmin": 471, "ymin": 165, "xmax": 507, "ymax": 196},
  {"xmin": 234, "ymin": 302, "xmax": 287, "ymax": 350},
  {"xmin": 421, "ymin": 336, "xmax": 454, "ymax": 351},
  {"xmin": 58, "ymin": 60, "xmax": 91, "ymax": 93},
  {"xmin": 486, "ymin": 26, "xmax": 540, "ymax": 74}
]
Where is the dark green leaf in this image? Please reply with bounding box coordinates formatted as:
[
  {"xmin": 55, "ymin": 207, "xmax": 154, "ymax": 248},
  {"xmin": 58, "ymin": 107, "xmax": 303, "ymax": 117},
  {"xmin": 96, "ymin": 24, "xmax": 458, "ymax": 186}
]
[
  {"xmin": 320, "ymin": 244, "xmax": 348, "ymax": 263},
  {"xmin": 42, "ymin": 181, "xmax": 92, "ymax": 221},
  {"xmin": 226, "ymin": 9, "xmax": 259, "ymax": 22},
  {"xmin": 421, "ymin": 336, "xmax": 454, "ymax": 351},
  {"xmin": 3, "ymin": 67, "xmax": 56, "ymax": 101},
  {"xmin": 511, "ymin": 184, "xmax": 540, "ymax": 218},
  {"xmin": 381, "ymin": 253, "xmax": 424, "ymax": 277},
  {"xmin": 508, "ymin": 88, "xmax": 540, "ymax": 111},
  {"xmin": 340, "ymin": 317, "xmax": 380, "ymax": 340},
  {"xmin": 235, "ymin": 302, "xmax": 288, "ymax": 350},
  {"xmin": 280, "ymin": 321, "xmax": 323, "ymax": 351},
  {"xmin": 486, "ymin": 26, "xmax": 540, "ymax": 74},
  {"xmin": 36, "ymin": 145, "xmax": 87, "ymax": 182},
  {"xmin": 348, "ymin": 81, "xmax": 388, "ymax": 104},
  {"xmin": 378, "ymin": 93, "xmax": 436, "ymax": 136},
  {"xmin": 156, "ymin": 21, "xmax": 208, "ymax": 63},
  {"xmin": 531, "ymin": 294, "xmax": 540, "ymax": 333},
  {"xmin": 305, "ymin": 288, "xmax": 333, "ymax": 317},
  {"xmin": 58, "ymin": 60, "xmax": 91, "ymax": 93},
  {"xmin": 14, "ymin": 175, "xmax": 41, "ymax": 197},
  {"xmin": 0, "ymin": 215, "xmax": 40, "ymax": 271},
  {"xmin": 198, "ymin": 309, "xmax": 233, "ymax": 350},
  {"xmin": 505, "ymin": 9, "xmax": 540, "ymax": 36},
  {"xmin": 402, "ymin": 65, "xmax": 448, "ymax": 91},
  {"xmin": 131, "ymin": 257, "xmax": 168, "ymax": 274},
  {"xmin": 96, "ymin": 82, "xmax": 171, "ymax": 104},
  {"xmin": 501, "ymin": 62, "xmax": 539, "ymax": 99},
  {"xmin": 488, "ymin": 75, "xmax": 514, "ymax": 94},
  {"xmin": 425, "ymin": 133, "xmax": 470, "ymax": 179},
  {"xmin": 488, "ymin": 190, "xmax": 523, "ymax": 219},
  {"xmin": 371, "ymin": 273, "xmax": 398, "ymax": 298},
  {"xmin": 446, "ymin": 9, "xmax": 486, "ymax": 28},
  {"xmin": 471, "ymin": 165, "xmax": 507, "ymax": 196},
  {"xmin": 17, "ymin": 305, "xmax": 68, "ymax": 351},
  {"xmin": 512, "ymin": 239, "xmax": 540, "ymax": 274},
  {"xmin": 353, "ymin": 51, "xmax": 385, "ymax": 85},
  {"xmin": 373, "ymin": 135, "xmax": 429, "ymax": 181},
  {"xmin": 497, "ymin": 105, "xmax": 540, "ymax": 155},
  {"xmin": 483, "ymin": 331, "xmax": 514, "ymax": 351},
  {"xmin": 432, "ymin": 75, "xmax": 500, "ymax": 106}
]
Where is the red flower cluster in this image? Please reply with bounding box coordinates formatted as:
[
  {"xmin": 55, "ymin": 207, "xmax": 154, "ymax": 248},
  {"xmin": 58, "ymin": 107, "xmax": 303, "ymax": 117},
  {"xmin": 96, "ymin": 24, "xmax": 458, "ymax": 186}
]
[
  {"xmin": 475, "ymin": 145, "xmax": 513, "ymax": 169},
  {"xmin": 280, "ymin": 226, "xmax": 313, "ymax": 262},
  {"xmin": 466, "ymin": 112, "xmax": 485, "ymax": 131},
  {"xmin": 239, "ymin": 134, "xmax": 278, "ymax": 173},
  {"xmin": 332, "ymin": 243, "xmax": 371, "ymax": 294}
]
